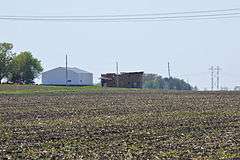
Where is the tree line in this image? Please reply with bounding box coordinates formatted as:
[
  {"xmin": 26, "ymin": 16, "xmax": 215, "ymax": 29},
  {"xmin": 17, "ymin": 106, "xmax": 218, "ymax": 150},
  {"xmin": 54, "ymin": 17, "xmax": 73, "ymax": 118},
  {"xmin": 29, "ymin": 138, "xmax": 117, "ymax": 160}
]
[
  {"xmin": 144, "ymin": 74, "xmax": 196, "ymax": 90},
  {"xmin": 0, "ymin": 42, "xmax": 43, "ymax": 84}
]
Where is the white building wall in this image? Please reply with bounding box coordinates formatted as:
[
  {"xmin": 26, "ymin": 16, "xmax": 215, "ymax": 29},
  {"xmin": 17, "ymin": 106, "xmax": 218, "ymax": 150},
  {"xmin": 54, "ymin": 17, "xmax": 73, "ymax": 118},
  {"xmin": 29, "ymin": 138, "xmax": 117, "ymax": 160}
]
[
  {"xmin": 42, "ymin": 69, "xmax": 78, "ymax": 85},
  {"xmin": 42, "ymin": 68, "xmax": 93, "ymax": 86},
  {"xmin": 67, "ymin": 71, "xmax": 80, "ymax": 85},
  {"xmin": 78, "ymin": 73, "xmax": 93, "ymax": 86}
]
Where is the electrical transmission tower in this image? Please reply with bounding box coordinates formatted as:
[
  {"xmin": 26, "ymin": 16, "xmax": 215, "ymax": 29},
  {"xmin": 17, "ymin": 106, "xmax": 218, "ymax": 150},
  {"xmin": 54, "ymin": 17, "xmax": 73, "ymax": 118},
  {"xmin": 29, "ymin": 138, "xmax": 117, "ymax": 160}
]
[
  {"xmin": 209, "ymin": 66, "xmax": 221, "ymax": 91},
  {"xmin": 209, "ymin": 66, "xmax": 214, "ymax": 91},
  {"xmin": 215, "ymin": 66, "xmax": 221, "ymax": 90}
]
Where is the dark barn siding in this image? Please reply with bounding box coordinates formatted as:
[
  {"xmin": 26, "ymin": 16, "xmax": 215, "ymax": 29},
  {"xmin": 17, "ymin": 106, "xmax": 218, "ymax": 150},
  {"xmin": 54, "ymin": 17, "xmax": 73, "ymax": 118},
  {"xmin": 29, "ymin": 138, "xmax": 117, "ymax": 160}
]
[{"xmin": 101, "ymin": 72, "xmax": 144, "ymax": 88}]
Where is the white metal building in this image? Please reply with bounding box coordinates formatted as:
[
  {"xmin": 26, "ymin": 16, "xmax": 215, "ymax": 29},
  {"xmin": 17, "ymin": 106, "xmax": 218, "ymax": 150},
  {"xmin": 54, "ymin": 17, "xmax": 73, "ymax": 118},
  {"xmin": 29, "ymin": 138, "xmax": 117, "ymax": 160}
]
[{"xmin": 42, "ymin": 67, "xmax": 93, "ymax": 86}]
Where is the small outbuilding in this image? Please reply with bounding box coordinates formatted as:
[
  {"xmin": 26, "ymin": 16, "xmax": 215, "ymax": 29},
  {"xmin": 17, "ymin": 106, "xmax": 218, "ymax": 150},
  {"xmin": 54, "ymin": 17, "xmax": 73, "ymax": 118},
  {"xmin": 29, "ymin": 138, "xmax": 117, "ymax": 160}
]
[{"xmin": 42, "ymin": 67, "xmax": 93, "ymax": 86}]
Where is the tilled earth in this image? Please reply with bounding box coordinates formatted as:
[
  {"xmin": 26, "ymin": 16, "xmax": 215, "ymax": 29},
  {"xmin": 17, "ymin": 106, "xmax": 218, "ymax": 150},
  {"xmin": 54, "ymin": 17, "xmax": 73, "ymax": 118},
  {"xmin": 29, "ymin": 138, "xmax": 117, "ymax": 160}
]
[{"xmin": 0, "ymin": 90, "xmax": 240, "ymax": 159}]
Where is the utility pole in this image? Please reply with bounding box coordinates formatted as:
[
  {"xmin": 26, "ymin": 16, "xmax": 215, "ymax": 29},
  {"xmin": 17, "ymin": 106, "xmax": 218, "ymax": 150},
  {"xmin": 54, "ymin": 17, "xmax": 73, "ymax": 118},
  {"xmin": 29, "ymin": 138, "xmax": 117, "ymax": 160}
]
[
  {"xmin": 215, "ymin": 66, "xmax": 221, "ymax": 90},
  {"xmin": 66, "ymin": 54, "xmax": 68, "ymax": 87},
  {"xmin": 116, "ymin": 62, "xmax": 119, "ymax": 87},
  {"xmin": 209, "ymin": 66, "xmax": 214, "ymax": 91},
  {"xmin": 168, "ymin": 62, "xmax": 171, "ymax": 78},
  {"xmin": 116, "ymin": 62, "xmax": 119, "ymax": 75}
]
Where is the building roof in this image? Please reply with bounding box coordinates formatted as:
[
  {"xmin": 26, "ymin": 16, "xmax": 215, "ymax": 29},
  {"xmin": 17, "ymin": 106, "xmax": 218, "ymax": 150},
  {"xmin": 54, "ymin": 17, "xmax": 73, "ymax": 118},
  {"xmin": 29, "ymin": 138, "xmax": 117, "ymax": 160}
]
[
  {"xmin": 120, "ymin": 71, "xmax": 144, "ymax": 75},
  {"xmin": 67, "ymin": 67, "xmax": 91, "ymax": 74},
  {"xmin": 43, "ymin": 67, "xmax": 91, "ymax": 74}
]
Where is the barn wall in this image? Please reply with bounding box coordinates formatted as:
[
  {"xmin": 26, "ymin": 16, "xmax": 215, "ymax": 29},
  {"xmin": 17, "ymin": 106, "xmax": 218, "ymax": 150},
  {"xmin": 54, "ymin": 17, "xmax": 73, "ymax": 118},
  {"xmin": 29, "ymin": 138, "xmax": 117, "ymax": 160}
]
[
  {"xmin": 42, "ymin": 69, "xmax": 79, "ymax": 85},
  {"xmin": 101, "ymin": 72, "xmax": 144, "ymax": 88},
  {"xmin": 101, "ymin": 73, "xmax": 117, "ymax": 87},
  {"xmin": 78, "ymin": 73, "xmax": 93, "ymax": 86},
  {"xmin": 68, "ymin": 71, "xmax": 81, "ymax": 85},
  {"xmin": 119, "ymin": 73, "xmax": 144, "ymax": 88}
]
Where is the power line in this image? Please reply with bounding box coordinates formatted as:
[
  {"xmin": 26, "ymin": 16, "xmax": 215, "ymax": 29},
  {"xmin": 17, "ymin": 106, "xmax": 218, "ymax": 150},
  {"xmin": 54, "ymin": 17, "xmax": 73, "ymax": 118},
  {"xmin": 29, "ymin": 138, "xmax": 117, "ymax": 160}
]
[
  {"xmin": 0, "ymin": 14, "xmax": 239, "ymax": 22},
  {"xmin": 176, "ymin": 72, "xmax": 209, "ymax": 77},
  {"xmin": 1, "ymin": 15, "xmax": 239, "ymax": 22},
  {"xmin": 0, "ymin": 9, "xmax": 240, "ymax": 22},
  {"xmin": 1, "ymin": 8, "xmax": 240, "ymax": 18},
  {"xmin": 1, "ymin": 12, "xmax": 240, "ymax": 20}
]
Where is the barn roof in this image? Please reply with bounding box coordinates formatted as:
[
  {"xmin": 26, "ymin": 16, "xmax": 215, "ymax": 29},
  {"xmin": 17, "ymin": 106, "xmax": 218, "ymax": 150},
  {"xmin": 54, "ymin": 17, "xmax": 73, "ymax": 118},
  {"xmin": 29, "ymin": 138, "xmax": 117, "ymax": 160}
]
[
  {"xmin": 43, "ymin": 67, "xmax": 91, "ymax": 74},
  {"xmin": 67, "ymin": 67, "xmax": 91, "ymax": 74}
]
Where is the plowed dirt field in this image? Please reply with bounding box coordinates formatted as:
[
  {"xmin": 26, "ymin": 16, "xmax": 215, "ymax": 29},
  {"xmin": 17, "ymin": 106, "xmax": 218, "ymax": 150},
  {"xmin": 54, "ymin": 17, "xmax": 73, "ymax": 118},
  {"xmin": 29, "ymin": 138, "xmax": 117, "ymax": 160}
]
[{"xmin": 0, "ymin": 88, "xmax": 240, "ymax": 159}]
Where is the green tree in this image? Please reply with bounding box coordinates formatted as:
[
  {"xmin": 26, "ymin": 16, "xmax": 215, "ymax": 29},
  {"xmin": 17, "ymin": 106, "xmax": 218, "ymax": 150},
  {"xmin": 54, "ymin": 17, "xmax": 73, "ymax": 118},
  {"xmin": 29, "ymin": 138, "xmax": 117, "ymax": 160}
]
[
  {"xmin": 8, "ymin": 51, "xmax": 43, "ymax": 84},
  {"xmin": 0, "ymin": 43, "xmax": 14, "ymax": 83},
  {"xmin": 144, "ymin": 74, "xmax": 193, "ymax": 90}
]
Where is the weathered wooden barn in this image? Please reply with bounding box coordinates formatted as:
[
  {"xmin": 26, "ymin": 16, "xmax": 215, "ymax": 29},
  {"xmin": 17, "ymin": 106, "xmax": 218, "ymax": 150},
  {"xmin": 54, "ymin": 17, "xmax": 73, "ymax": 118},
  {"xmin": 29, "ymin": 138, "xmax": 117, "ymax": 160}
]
[{"xmin": 101, "ymin": 72, "xmax": 144, "ymax": 88}]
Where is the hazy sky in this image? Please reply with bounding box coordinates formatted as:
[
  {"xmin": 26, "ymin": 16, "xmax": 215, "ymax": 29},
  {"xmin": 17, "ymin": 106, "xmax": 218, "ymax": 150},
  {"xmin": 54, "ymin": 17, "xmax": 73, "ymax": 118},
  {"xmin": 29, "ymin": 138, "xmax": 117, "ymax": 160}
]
[{"xmin": 1, "ymin": 0, "xmax": 240, "ymax": 90}]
